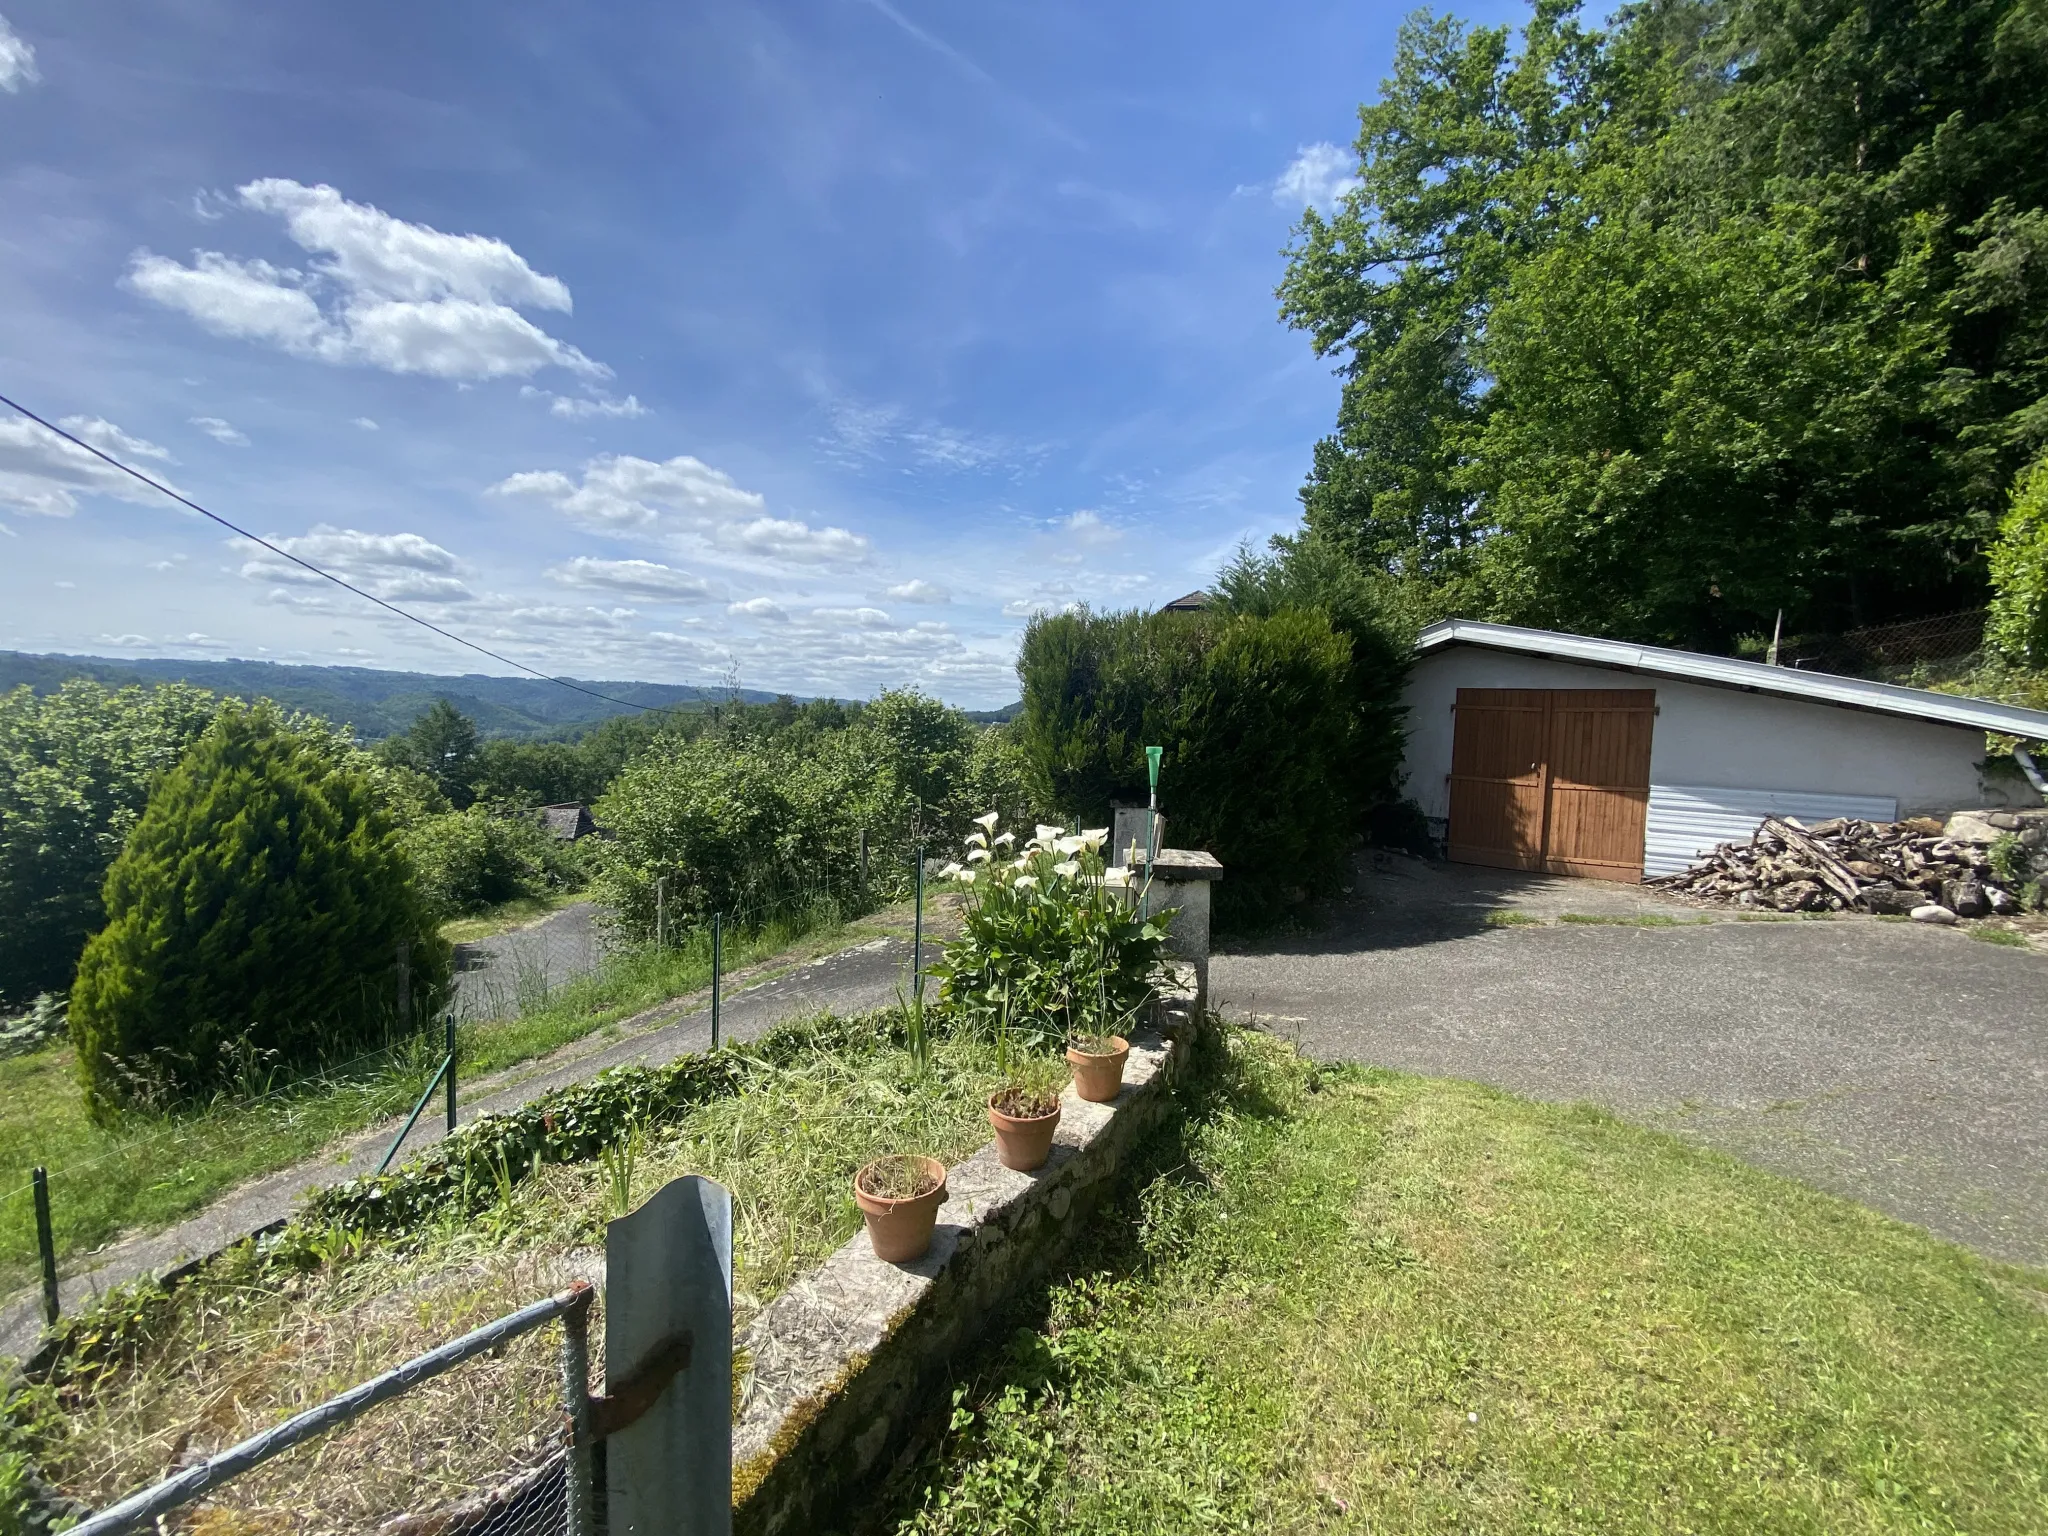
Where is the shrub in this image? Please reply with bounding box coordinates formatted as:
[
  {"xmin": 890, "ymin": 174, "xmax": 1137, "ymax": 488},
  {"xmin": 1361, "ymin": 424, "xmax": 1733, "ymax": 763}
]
[
  {"xmin": 1016, "ymin": 605, "xmax": 1361, "ymax": 927},
  {"xmin": 0, "ymin": 681, "xmax": 219, "ymax": 1005},
  {"xmin": 403, "ymin": 804, "xmax": 584, "ymax": 918},
  {"xmin": 69, "ymin": 705, "xmax": 450, "ymax": 1117},
  {"xmin": 1988, "ymin": 453, "xmax": 2048, "ymax": 668},
  {"xmin": 927, "ymin": 816, "xmax": 1169, "ymax": 1052}
]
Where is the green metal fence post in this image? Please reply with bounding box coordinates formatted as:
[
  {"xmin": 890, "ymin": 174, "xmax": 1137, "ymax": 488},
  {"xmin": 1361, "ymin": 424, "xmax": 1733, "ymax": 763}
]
[
  {"xmin": 444, "ymin": 1014, "xmax": 457, "ymax": 1135},
  {"xmin": 912, "ymin": 846, "xmax": 925, "ymax": 1007},
  {"xmin": 32, "ymin": 1165, "xmax": 58, "ymax": 1327},
  {"xmin": 711, "ymin": 911, "xmax": 723, "ymax": 1049}
]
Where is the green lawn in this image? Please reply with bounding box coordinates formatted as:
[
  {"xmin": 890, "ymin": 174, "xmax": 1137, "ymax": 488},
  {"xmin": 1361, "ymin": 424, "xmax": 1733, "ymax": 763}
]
[
  {"xmin": 890, "ymin": 1029, "xmax": 2048, "ymax": 1534},
  {"xmin": 0, "ymin": 897, "xmax": 908, "ymax": 1297},
  {"xmin": 436, "ymin": 888, "xmax": 590, "ymax": 946}
]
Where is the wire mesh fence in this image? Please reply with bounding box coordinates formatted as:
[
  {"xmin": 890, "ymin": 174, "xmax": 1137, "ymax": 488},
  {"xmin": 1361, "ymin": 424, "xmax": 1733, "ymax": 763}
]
[{"xmin": 1766, "ymin": 608, "xmax": 1991, "ymax": 685}]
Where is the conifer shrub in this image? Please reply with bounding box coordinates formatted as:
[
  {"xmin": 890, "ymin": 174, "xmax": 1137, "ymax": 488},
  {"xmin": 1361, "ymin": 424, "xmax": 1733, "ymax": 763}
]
[
  {"xmin": 1016, "ymin": 606, "xmax": 1361, "ymax": 927},
  {"xmin": 68, "ymin": 705, "xmax": 450, "ymax": 1117}
]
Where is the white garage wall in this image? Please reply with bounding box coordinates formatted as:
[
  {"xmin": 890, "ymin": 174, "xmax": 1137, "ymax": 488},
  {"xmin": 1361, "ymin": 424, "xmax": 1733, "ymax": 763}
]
[{"xmin": 1400, "ymin": 648, "xmax": 2010, "ymax": 825}]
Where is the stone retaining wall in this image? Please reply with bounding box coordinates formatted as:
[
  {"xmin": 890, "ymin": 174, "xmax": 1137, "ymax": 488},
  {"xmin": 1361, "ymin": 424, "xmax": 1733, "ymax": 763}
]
[{"xmin": 729, "ymin": 966, "xmax": 1198, "ymax": 1535}]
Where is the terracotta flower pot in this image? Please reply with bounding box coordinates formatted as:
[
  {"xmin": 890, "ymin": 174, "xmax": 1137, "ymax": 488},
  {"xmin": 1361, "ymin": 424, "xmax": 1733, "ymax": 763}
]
[
  {"xmin": 1065, "ymin": 1036, "xmax": 1130, "ymax": 1103},
  {"xmin": 986, "ymin": 1089, "xmax": 1062, "ymax": 1172},
  {"xmin": 854, "ymin": 1155, "xmax": 948, "ymax": 1262}
]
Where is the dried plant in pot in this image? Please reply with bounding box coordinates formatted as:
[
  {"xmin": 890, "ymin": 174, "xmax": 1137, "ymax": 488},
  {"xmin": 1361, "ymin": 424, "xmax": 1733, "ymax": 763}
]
[
  {"xmin": 854, "ymin": 1153, "xmax": 948, "ymax": 1262},
  {"xmin": 987, "ymin": 1083, "xmax": 1062, "ymax": 1171},
  {"xmin": 1066, "ymin": 1033, "xmax": 1130, "ymax": 1103}
]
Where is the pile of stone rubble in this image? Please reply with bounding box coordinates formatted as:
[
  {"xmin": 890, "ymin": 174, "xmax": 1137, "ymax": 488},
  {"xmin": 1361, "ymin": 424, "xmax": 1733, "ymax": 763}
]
[{"xmin": 1648, "ymin": 808, "xmax": 2048, "ymax": 920}]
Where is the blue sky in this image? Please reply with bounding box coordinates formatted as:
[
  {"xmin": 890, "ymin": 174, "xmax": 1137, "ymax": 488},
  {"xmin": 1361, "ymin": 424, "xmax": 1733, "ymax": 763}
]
[{"xmin": 0, "ymin": 0, "xmax": 1519, "ymax": 707}]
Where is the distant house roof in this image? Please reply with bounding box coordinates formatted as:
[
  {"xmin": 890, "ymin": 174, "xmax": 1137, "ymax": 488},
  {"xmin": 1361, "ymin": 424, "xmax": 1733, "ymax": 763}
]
[
  {"xmin": 541, "ymin": 803, "xmax": 598, "ymax": 841},
  {"xmin": 1415, "ymin": 619, "xmax": 2048, "ymax": 739},
  {"xmin": 1159, "ymin": 591, "xmax": 1213, "ymax": 613}
]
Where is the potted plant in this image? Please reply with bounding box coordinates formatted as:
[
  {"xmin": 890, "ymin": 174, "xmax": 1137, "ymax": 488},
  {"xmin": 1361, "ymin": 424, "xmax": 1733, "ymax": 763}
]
[
  {"xmin": 854, "ymin": 1153, "xmax": 948, "ymax": 1262},
  {"xmin": 987, "ymin": 1082, "xmax": 1061, "ymax": 1170},
  {"xmin": 1065, "ymin": 1033, "xmax": 1130, "ymax": 1102}
]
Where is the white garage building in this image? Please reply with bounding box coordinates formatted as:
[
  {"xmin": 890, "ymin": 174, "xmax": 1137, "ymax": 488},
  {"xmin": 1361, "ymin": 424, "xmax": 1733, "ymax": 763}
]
[{"xmin": 1402, "ymin": 620, "xmax": 2048, "ymax": 882}]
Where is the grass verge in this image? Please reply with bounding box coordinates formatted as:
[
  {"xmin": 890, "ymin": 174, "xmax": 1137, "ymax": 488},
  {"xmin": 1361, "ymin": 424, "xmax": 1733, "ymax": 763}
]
[
  {"xmin": 1558, "ymin": 911, "xmax": 1687, "ymax": 927},
  {"xmin": 0, "ymin": 896, "xmax": 891, "ymax": 1297},
  {"xmin": 18, "ymin": 1019, "xmax": 1048, "ymax": 1533},
  {"xmin": 886, "ymin": 1028, "xmax": 2048, "ymax": 1534}
]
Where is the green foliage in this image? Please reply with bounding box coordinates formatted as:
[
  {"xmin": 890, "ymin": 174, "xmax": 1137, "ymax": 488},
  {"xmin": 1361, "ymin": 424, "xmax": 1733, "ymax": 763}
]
[
  {"xmin": 68, "ymin": 704, "xmax": 451, "ymax": 1116},
  {"xmin": 378, "ymin": 699, "xmax": 481, "ymax": 807},
  {"xmin": 401, "ymin": 804, "xmax": 585, "ymax": 919},
  {"xmin": 589, "ymin": 688, "xmax": 994, "ymax": 943},
  {"xmin": 927, "ymin": 819, "xmax": 1169, "ymax": 1052},
  {"xmin": 1016, "ymin": 606, "xmax": 1359, "ymax": 925},
  {"xmin": 1280, "ymin": 0, "xmax": 2048, "ymax": 645},
  {"xmin": 1212, "ymin": 529, "xmax": 1413, "ymax": 809},
  {"xmin": 0, "ymin": 680, "xmax": 218, "ymax": 1004},
  {"xmin": 1988, "ymin": 452, "xmax": 2048, "ymax": 666}
]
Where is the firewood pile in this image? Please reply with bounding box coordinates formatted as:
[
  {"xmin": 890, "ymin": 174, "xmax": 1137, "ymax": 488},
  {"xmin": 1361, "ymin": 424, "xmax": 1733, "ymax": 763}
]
[{"xmin": 1648, "ymin": 815, "xmax": 2026, "ymax": 918}]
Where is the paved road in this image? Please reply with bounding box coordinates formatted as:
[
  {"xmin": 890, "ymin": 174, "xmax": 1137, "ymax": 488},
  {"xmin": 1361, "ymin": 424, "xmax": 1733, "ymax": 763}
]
[
  {"xmin": 0, "ymin": 934, "xmax": 913, "ymax": 1364},
  {"xmin": 1212, "ymin": 855, "xmax": 2048, "ymax": 1268},
  {"xmin": 452, "ymin": 902, "xmax": 602, "ymax": 1022}
]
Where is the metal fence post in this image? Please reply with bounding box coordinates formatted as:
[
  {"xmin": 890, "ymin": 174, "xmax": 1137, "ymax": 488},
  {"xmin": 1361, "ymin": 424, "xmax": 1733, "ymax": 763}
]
[
  {"xmin": 444, "ymin": 1014, "xmax": 457, "ymax": 1135},
  {"xmin": 32, "ymin": 1166, "xmax": 57, "ymax": 1327},
  {"xmin": 560, "ymin": 1283, "xmax": 596, "ymax": 1536},
  {"xmin": 710, "ymin": 912, "xmax": 722, "ymax": 1049},
  {"xmin": 912, "ymin": 846, "xmax": 925, "ymax": 1008},
  {"xmin": 655, "ymin": 875, "xmax": 666, "ymax": 951}
]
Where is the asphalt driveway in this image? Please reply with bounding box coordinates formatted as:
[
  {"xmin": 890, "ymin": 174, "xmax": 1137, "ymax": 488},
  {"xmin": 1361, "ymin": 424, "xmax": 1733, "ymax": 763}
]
[{"xmin": 1211, "ymin": 856, "xmax": 2048, "ymax": 1268}]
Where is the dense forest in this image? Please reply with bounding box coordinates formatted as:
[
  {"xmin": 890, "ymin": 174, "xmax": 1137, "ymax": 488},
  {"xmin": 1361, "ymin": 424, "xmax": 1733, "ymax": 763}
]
[{"xmin": 1282, "ymin": 0, "xmax": 2048, "ymax": 654}]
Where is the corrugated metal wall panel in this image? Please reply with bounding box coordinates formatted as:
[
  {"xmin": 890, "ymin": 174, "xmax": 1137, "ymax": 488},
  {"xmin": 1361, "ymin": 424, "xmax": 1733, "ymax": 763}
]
[{"xmin": 1643, "ymin": 784, "xmax": 1899, "ymax": 877}]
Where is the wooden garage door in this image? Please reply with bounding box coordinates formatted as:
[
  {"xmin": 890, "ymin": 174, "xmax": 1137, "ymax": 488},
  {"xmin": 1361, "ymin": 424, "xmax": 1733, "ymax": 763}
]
[{"xmin": 1448, "ymin": 689, "xmax": 1655, "ymax": 881}]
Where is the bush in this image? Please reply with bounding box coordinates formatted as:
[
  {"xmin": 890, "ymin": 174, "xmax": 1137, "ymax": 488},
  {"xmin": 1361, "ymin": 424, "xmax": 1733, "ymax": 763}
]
[
  {"xmin": 68, "ymin": 705, "xmax": 450, "ymax": 1117},
  {"xmin": 927, "ymin": 818, "xmax": 1169, "ymax": 1053},
  {"xmin": 402, "ymin": 805, "xmax": 584, "ymax": 919},
  {"xmin": 1016, "ymin": 605, "xmax": 1361, "ymax": 927},
  {"xmin": 1988, "ymin": 453, "xmax": 2048, "ymax": 668},
  {"xmin": 0, "ymin": 681, "xmax": 219, "ymax": 1005}
]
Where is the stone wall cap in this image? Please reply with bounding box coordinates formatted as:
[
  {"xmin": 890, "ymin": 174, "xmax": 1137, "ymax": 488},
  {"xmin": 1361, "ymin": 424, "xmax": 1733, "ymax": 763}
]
[{"xmin": 1133, "ymin": 847, "xmax": 1223, "ymax": 880}]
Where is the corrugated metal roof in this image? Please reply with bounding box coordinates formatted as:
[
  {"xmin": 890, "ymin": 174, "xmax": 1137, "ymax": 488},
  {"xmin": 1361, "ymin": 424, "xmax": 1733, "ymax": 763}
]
[
  {"xmin": 1644, "ymin": 784, "xmax": 1898, "ymax": 878},
  {"xmin": 1416, "ymin": 619, "xmax": 2048, "ymax": 739}
]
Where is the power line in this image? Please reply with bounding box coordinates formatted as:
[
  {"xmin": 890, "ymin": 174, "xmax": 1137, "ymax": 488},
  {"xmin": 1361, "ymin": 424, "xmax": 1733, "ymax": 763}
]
[{"xmin": 0, "ymin": 391, "xmax": 695, "ymax": 718}]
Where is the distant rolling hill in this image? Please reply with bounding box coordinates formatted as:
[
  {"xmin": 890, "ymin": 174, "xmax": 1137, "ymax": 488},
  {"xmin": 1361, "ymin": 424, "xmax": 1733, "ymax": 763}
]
[{"xmin": 0, "ymin": 651, "xmax": 783, "ymax": 739}]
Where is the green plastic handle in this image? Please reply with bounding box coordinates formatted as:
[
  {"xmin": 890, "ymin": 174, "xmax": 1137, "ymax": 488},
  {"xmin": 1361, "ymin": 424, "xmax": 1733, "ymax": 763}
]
[{"xmin": 1146, "ymin": 745, "xmax": 1162, "ymax": 791}]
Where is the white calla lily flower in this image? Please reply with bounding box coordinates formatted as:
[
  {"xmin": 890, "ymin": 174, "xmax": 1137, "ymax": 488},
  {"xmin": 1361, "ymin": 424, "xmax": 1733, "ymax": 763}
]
[
  {"xmin": 993, "ymin": 831, "xmax": 1016, "ymax": 848},
  {"xmin": 974, "ymin": 811, "xmax": 1000, "ymax": 831},
  {"xmin": 966, "ymin": 830, "xmax": 988, "ymax": 849},
  {"xmin": 1053, "ymin": 859, "xmax": 1081, "ymax": 878},
  {"xmin": 1035, "ymin": 824, "xmax": 1065, "ymax": 843},
  {"xmin": 957, "ymin": 869, "xmax": 976, "ymax": 884},
  {"xmin": 1055, "ymin": 835, "xmax": 1087, "ymax": 856},
  {"xmin": 1012, "ymin": 874, "xmax": 1038, "ymax": 890},
  {"xmin": 939, "ymin": 862, "xmax": 966, "ymax": 879},
  {"xmin": 1101, "ymin": 866, "xmax": 1133, "ymax": 887},
  {"xmin": 967, "ymin": 847, "xmax": 992, "ymax": 863},
  {"xmin": 1081, "ymin": 827, "xmax": 1109, "ymax": 845}
]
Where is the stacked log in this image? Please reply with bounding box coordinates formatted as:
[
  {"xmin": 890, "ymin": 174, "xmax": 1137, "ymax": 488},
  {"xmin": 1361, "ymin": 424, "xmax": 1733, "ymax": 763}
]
[{"xmin": 1647, "ymin": 815, "xmax": 2030, "ymax": 918}]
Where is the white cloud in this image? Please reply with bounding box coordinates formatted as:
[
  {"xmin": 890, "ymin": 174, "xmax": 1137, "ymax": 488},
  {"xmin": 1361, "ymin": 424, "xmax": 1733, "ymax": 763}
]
[
  {"xmin": 0, "ymin": 415, "xmax": 172, "ymax": 516},
  {"xmin": 546, "ymin": 555, "xmax": 715, "ymax": 600},
  {"xmin": 1060, "ymin": 509, "xmax": 1122, "ymax": 547},
  {"xmin": 728, "ymin": 597, "xmax": 788, "ymax": 621},
  {"xmin": 523, "ymin": 386, "xmax": 648, "ymax": 420},
  {"xmin": 1273, "ymin": 142, "xmax": 1358, "ymax": 214},
  {"xmin": 884, "ymin": 579, "xmax": 949, "ymax": 604},
  {"xmin": 233, "ymin": 523, "xmax": 474, "ymax": 604},
  {"xmin": 127, "ymin": 179, "xmax": 605, "ymax": 382},
  {"xmin": 492, "ymin": 453, "xmax": 765, "ymax": 531},
  {"xmin": 190, "ymin": 415, "xmax": 250, "ymax": 446},
  {"xmin": 715, "ymin": 515, "xmax": 869, "ymax": 565},
  {"xmin": 807, "ymin": 606, "xmax": 894, "ymax": 628},
  {"xmin": 352, "ymin": 417, "xmax": 380, "ymax": 431},
  {"xmin": 99, "ymin": 633, "xmax": 150, "ymax": 646},
  {"xmin": 494, "ymin": 452, "xmax": 871, "ymax": 567},
  {"xmin": 0, "ymin": 14, "xmax": 39, "ymax": 92}
]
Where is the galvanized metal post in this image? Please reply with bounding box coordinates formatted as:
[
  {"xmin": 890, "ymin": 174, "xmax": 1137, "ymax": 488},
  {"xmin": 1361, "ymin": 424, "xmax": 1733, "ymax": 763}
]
[
  {"xmin": 444, "ymin": 1014, "xmax": 457, "ymax": 1135},
  {"xmin": 560, "ymin": 1284, "xmax": 596, "ymax": 1536},
  {"xmin": 32, "ymin": 1166, "xmax": 57, "ymax": 1326},
  {"xmin": 710, "ymin": 912, "xmax": 722, "ymax": 1049}
]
